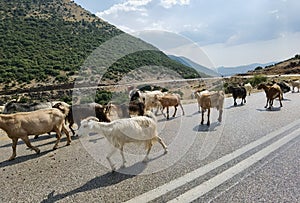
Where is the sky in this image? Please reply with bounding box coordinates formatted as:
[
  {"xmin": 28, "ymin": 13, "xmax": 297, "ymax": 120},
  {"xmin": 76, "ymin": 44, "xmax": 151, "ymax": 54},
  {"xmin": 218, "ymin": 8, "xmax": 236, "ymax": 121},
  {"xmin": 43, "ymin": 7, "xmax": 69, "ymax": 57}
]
[{"xmin": 74, "ymin": 0, "xmax": 300, "ymax": 68}]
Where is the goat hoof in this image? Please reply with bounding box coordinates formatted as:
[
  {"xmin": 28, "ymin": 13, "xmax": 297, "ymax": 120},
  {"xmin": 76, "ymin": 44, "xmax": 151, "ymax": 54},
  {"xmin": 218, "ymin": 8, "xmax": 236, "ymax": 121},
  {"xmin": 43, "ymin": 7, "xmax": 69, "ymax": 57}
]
[
  {"xmin": 36, "ymin": 149, "xmax": 40, "ymax": 154},
  {"xmin": 8, "ymin": 156, "xmax": 16, "ymax": 161}
]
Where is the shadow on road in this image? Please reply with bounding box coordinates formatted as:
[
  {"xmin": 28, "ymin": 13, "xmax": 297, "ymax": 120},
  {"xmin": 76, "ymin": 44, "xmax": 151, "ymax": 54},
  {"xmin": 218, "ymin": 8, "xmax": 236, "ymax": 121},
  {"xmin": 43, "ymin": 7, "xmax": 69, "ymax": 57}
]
[
  {"xmin": 193, "ymin": 122, "xmax": 221, "ymax": 132},
  {"xmin": 40, "ymin": 163, "xmax": 144, "ymax": 203},
  {"xmin": 256, "ymin": 107, "xmax": 282, "ymax": 112},
  {"xmin": 0, "ymin": 149, "xmax": 53, "ymax": 168}
]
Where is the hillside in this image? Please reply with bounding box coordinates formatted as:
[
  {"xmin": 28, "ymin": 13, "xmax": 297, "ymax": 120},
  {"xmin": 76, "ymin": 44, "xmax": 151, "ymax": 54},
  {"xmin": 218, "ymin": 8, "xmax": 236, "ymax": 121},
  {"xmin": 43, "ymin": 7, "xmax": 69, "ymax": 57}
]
[
  {"xmin": 217, "ymin": 62, "xmax": 276, "ymax": 76},
  {"xmin": 242, "ymin": 54, "xmax": 300, "ymax": 75},
  {"xmin": 0, "ymin": 0, "xmax": 200, "ymax": 92},
  {"xmin": 168, "ymin": 55, "xmax": 220, "ymax": 77}
]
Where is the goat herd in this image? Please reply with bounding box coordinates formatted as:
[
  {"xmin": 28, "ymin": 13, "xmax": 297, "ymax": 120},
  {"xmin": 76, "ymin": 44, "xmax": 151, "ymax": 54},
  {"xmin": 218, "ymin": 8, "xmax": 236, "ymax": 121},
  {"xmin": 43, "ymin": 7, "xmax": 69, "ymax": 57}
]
[{"xmin": 0, "ymin": 79, "xmax": 299, "ymax": 171}]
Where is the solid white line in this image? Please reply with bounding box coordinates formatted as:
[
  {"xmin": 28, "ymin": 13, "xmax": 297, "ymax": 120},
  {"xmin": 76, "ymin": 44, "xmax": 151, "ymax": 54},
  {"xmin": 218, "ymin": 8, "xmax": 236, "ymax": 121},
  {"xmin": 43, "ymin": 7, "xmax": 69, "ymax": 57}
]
[
  {"xmin": 124, "ymin": 119, "xmax": 300, "ymax": 203},
  {"xmin": 168, "ymin": 127, "xmax": 300, "ymax": 203}
]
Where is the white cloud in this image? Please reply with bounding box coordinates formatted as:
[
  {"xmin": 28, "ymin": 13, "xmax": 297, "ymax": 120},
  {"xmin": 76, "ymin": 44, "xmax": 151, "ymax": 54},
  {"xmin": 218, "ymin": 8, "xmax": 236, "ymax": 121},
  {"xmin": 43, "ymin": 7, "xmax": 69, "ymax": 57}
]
[
  {"xmin": 76, "ymin": 0, "xmax": 300, "ymax": 66},
  {"xmin": 202, "ymin": 32, "xmax": 300, "ymax": 67},
  {"xmin": 160, "ymin": 0, "xmax": 190, "ymax": 8},
  {"xmin": 96, "ymin": 0, "xmax": 152, "ymax": 17}
]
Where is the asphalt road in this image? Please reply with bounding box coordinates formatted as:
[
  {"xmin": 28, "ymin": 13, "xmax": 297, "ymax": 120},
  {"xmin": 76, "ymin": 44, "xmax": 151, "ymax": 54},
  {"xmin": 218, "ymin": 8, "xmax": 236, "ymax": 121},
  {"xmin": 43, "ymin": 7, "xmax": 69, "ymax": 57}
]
[{"xmin": 0, "ymin": 91, "xmax": 299, "ymax": 203}]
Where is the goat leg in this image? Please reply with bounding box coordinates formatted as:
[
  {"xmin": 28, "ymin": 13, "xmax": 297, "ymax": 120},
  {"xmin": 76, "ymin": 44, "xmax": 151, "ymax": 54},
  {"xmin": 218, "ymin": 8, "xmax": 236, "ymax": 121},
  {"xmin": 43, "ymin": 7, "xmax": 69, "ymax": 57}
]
[
  {"xmin": 264, "ymin": 98, "xmax": 269, "ymax": 108},
  {"xmin": 143, "ymin": 141, "xmax": 153, "ymax": 163},
  {"xmin": 166, "ymin": 107, "xmax": 170, "ymax": 119},
  {"xmin": 8, "ymin": 138, "xmax": 18, "ymax": 161},
  {"xmin": 218, "ymin": 109, "xmax": 223, "ymax": 123},
  {"xmin": 172, "ymin": 106, "xmax": 177, "ymax": 117},
  {"xmin": 234, "ymin": 98, "xmax": 237, "ymax": 106},
  {"xmin": 207, "ymin": 108, "xmax": 210, "ymax": 126},
  {"xmin": 179, "ymin": 104, "xmax": 185, "ymax": 115},
  {"xmin": 62, "ymin": 125, "xmax": 71, "ymax": 146},
  {"xmin": 120, "ymin": 145, "xmax": 126, "ymax": 168},
  {"xmin": 157, "ymin": 136, "xmax": 168, "ymax": 154},
  {"xmin": 53, "ymin": 128, "xmax": 63, "ymax": 150},
  {"xmin": 279, "ymin": 98, "xmax": 283, "ymax": 107},
  {"xmin": 21, "ymin": 136, "xmax": 40, "ymax": 154},
  {"xmin": 107, "ymin": 148, "xmax": 117, "ymax": 172},
  {"xmin": 201, "ymin": 110, "xmax": 204, "ymax": 125}
]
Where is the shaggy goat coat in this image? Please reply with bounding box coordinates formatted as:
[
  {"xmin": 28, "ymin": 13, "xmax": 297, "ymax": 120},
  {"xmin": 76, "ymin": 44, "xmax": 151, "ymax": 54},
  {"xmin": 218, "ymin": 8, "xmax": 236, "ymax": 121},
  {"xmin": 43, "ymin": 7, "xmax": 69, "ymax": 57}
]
[{"xmin": 78, "ymin": 112, "xmax": 167, "ymax": 171}]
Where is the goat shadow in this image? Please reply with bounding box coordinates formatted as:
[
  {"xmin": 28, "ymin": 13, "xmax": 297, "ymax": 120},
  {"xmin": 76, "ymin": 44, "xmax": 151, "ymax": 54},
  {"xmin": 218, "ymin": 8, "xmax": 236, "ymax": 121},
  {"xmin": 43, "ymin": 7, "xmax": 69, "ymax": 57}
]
[
  {"xmin": 0, "ymin": 149, "xmax": 53, "ymax": 168},
  {"xmin": 0, "ymin": 136, "xmax": 72, "ymax": 168},
  {"xmin": 40, "ymin": 162, "xmax": 147, "ymax": 203},
  {"xmin": 193, "ymin": 122, "xmax": 221, "ymax": 132},
  {"xmin": 225, "ymin": 103, "xmax": 246, "ymax": 109},
  {"xmin": 256, "ymin": 107, "xmax": 282, "ymax": 112}
]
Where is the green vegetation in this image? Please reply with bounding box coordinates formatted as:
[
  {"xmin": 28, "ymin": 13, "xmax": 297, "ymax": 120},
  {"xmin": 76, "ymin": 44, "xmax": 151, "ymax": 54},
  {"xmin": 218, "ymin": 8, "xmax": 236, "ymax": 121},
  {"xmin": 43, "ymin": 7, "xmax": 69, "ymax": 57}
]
[
  {"xmin": 246, "ymin": 74, "xmax": 267, "ymax": 87},
  {"xmin": 0, "ymin": 0, "xmax": 200, "ymax": 91}
]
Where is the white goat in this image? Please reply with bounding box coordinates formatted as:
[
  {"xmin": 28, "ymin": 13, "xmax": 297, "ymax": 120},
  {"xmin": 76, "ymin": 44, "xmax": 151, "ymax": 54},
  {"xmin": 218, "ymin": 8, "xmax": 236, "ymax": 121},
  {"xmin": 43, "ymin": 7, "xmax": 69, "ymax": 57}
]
[
  {"xmin": 289, "ymin": 80, "xmax": 300, "ymax": 92},
  {"xmin": 244, "ymin": 83, "xmax": 253, "ymax": 96},
  {"xmin": 0, "ymin": 105, "xmax": 71, "ymax": 160},
  {"xmin": 77, "ymin": 111, "xmax": 168, "ymax": 171}
]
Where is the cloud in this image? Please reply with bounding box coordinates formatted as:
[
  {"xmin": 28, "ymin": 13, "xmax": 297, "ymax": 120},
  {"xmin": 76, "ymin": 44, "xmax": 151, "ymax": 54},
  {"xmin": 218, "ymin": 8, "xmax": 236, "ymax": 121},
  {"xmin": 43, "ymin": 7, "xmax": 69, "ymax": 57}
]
[
  {"xmin": 160, "ymin": 0, "xmax": 190, "ymax": 8},
  {"xmin": 85, "ymin": 0, "xmax": 300, "ymax": 66},
  {"xmin": 96, "ymin": 0, "xmax": 152, "ymax": 17}
]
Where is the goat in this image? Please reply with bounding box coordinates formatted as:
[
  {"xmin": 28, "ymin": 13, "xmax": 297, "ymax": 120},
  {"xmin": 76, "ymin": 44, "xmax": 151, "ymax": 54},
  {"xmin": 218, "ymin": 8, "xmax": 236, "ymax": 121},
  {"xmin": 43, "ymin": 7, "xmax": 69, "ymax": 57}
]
[
  {"xmin": 257, "ymin": 83, "xmax": 283, "ymax": 109},
  {"xmin": 0, "ymin": 104, "xmax": 71, "ymax": 160},
  {"xmin": 289, "ymin": 80, "xmax": 300, "ymax": 92},
  {"xmin": 106, "ymin": 101, "xmax": 145, "ymax": 120},
  {"xmin": 227, "ymin": 85, "xmax": 247, "ymax": 106},
  {"xmin": 195, "ymin": 91, "xmax": 225, "ymax": 126},
  {"xmin": 65, "ymin": 103, "xmax": 111, "ymax": 136},
  {"xmin": 155, "ymin": 93, "xmax": 184, "ymax": 119},
  {"xmin": 0, "ymin": 105, "xmax": 4, "ymax": 114},
  {"xmin": 194, "ymin": 89, "xmax": 209, "ymax": 112},
  {"xmin": 77, "ymin": 111, "xmax": 168, "ymax": 171},
  {"xmin": 130, "ymin": 89, "xmax": 165, "ymax": 115},
  {"xmin": 273, "ymin": 81, "xmax": 290, "ymax": 100},
  {"xmin": 244, "ymin": 83, "xmax": 253, "ymax": 96}
]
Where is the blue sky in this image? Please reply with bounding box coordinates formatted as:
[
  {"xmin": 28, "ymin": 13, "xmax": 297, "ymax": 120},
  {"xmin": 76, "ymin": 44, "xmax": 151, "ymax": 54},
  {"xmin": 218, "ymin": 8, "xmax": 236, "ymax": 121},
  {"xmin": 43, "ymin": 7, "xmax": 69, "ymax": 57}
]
[{"xmin": 74, "ymin": 0, "xmax": 300, "ymax": 68}]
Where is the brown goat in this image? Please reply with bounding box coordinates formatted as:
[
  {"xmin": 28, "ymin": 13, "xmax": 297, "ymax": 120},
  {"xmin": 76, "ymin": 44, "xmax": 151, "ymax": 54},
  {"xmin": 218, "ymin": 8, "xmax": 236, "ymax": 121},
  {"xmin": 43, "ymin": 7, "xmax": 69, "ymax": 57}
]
[
  {"xmin": 155, "ymin": 93, "xmax": 184, "ymax": 119},
  {"xmin": 65, "ymin": 103, "xmax": 111, "ymax": 136},
  {"xmin": 196, "ymin": 90, "xmax": 225, "ymax": 126},
  {"xmin": 257, "ymin": 83, "xmax": 283, "ymax": 109},
  {"xmin": 0, "ymin": 106, "xmax": 71, "ymax": 160}
]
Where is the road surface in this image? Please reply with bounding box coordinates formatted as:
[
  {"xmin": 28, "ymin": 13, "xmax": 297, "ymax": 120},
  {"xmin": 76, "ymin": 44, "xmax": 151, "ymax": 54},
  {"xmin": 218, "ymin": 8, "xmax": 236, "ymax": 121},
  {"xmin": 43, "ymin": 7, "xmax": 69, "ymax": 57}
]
[{"xmin": 0, "ymin": 91, "xmax": 299, "ymax": 203}]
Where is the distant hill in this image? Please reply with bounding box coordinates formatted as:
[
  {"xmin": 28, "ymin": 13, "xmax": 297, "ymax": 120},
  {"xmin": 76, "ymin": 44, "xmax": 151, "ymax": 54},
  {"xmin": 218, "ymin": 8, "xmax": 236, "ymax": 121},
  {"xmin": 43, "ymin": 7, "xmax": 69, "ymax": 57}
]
[
  {"xmin": 243, "ymin": 55, "xmax": 300, "ymax": 75},
  {"xmin": 217, "ymin": 62, "xmax": 276, "ymax": 76},
  {"xmin": 0, "ymin": 0, "xmax": 200, "ymax": 92},
  {"xmin": 168, "ymin": 55, "xmax": 220, "ymax": 77}
]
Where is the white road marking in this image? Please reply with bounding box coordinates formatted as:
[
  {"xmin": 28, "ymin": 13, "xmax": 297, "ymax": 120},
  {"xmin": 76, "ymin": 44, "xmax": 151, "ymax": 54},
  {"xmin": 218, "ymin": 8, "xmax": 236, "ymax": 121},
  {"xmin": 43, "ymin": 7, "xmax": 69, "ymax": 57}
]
[
  {"xmin": 168, "ymin": 126, "xmax": 300, "ymax": 203},
  {"xmin": 125, "ymin": 119, "xmax": 300, "ymax": 203}
]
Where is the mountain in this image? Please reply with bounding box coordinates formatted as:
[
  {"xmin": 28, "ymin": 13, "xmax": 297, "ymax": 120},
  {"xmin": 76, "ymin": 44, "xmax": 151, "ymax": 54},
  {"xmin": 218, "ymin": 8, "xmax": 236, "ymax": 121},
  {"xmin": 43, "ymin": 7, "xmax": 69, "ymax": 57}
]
[
  {"xmin": 168, "ymin": 55, "xmax": 220, "ymax": 77},
  {"xmin": 243, "ymin": 55, "xmax": 300, "ymax": 75},
  {"xmin": 217, "ymin": 62, "xmax": 276, "ymax": 76},
  {"xmin": 0, "ymin": 0, "xmax": 200, "ymax": 92}
]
